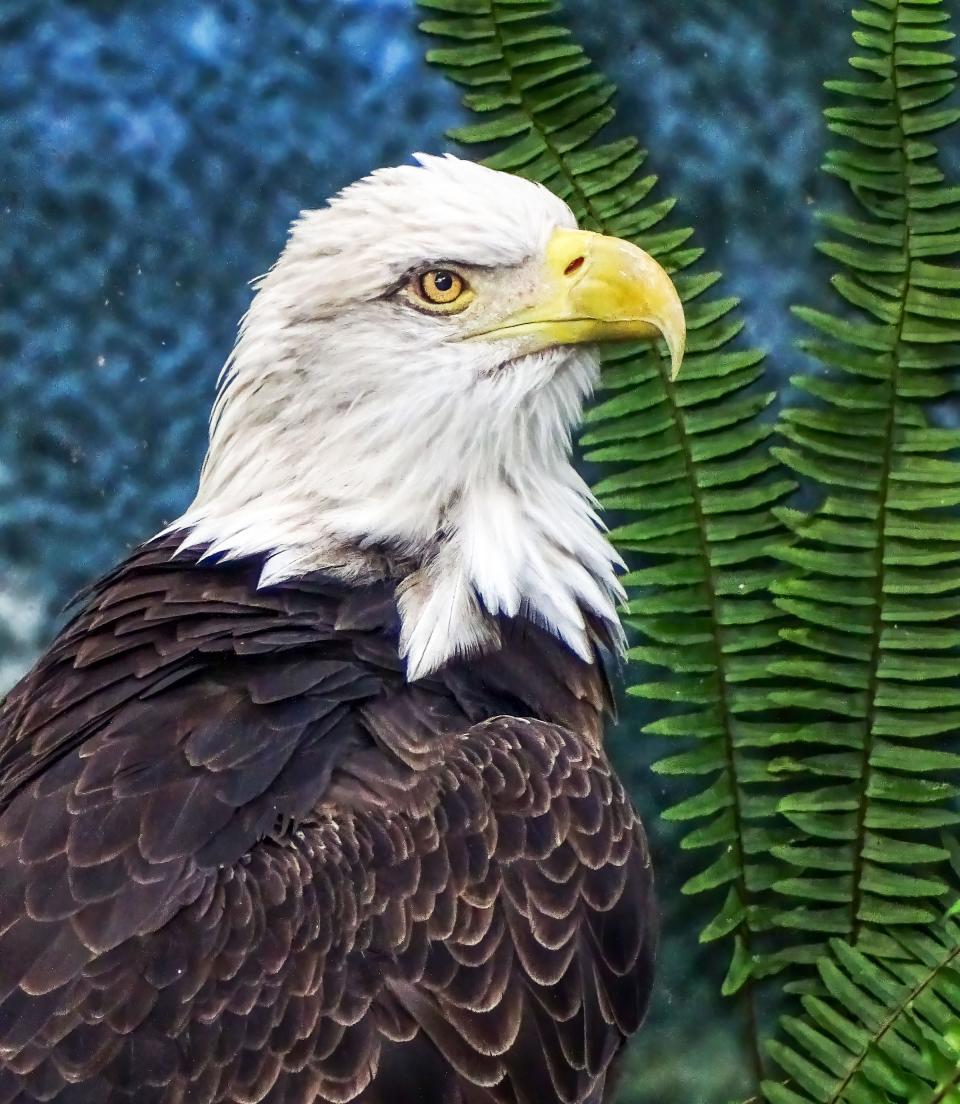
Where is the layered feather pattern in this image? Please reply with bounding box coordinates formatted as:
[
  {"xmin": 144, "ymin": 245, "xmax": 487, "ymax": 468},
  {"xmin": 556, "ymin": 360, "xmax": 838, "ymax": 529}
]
[{"xmin": 0, "ymin": 537, "xmax": 655, "ymax": 1103}]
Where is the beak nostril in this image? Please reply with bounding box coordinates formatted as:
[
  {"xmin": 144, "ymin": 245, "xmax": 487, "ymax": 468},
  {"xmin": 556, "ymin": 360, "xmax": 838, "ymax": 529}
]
[{"xmin": 563, "ymin": 256, "xmax": 585, "ymax": 276}]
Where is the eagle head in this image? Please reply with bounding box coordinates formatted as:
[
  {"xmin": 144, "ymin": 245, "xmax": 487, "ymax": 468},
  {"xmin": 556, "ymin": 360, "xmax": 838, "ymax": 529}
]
[{"xmin": 175, "ymin": 154, "xmax": 685, "ymax": 679}]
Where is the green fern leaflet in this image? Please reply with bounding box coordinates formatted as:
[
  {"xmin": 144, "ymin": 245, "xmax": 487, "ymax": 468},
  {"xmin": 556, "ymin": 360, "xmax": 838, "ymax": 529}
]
[
  {"xmin": 766, "ymin": 920, "xmax": 960, "ymax": 1104},
  {"xmin": 769, "ymin": 0, "xmax": 960, "ymax": 961}
]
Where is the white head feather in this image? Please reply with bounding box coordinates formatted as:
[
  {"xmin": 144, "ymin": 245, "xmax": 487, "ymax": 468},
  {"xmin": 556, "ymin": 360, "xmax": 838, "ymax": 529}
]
[{"xmin": 171, "ymin": 154, "xmax": 625, "ymax": 680}]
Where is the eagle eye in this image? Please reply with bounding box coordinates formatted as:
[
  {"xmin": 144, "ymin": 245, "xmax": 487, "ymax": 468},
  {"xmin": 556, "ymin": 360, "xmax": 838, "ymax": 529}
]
[{"xmin": 404, "ymin": 268, "xmax": 473, "ymax": 314}]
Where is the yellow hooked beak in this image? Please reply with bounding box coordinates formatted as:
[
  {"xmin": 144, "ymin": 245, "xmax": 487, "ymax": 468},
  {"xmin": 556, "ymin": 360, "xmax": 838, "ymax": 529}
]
[{"xmin": 469, "ymin": 227, "xmax": 686, "ymax": 378}]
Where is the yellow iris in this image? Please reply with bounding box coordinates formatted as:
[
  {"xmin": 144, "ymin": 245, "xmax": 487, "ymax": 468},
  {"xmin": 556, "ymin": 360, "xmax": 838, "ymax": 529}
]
[{"xmin": 419, "ymin": 270, "xmax": 466, "ymax": 306}]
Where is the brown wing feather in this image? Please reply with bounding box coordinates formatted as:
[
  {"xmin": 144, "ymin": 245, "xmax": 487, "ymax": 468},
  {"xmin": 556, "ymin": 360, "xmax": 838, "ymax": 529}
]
[
  {"xmin": 0, "ymin": 540, "xmax": 655, "ymax": 1103},
  {"xmin": 371, "ymin": 718, "xmax": 656, "ymax": 1104}
]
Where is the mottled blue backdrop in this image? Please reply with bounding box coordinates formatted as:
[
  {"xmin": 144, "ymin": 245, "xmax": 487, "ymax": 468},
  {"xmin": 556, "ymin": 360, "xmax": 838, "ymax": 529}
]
[{"xmin": 2, "ymin": 2, "xmax": 955, "ymax": 1100}]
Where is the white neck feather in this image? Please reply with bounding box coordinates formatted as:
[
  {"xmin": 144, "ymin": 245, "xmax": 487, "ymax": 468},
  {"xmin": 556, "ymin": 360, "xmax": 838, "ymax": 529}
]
[{"xmin": 170, "ymin": 338, "xmax": 624, "ymax": 680}]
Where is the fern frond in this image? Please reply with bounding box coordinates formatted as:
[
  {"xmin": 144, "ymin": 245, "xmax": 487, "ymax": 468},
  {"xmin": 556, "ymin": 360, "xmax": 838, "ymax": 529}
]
[
  {"xmin": 765, "ymin": 920, "xmax": 960, "ymax": 1104},
  {"xmin": 417, "ymin": 0, "xmax": 794, "ymax": 1036},
  {"xmin": 770, "ymin": 0, "xmax": 960, "ymax": 957}
]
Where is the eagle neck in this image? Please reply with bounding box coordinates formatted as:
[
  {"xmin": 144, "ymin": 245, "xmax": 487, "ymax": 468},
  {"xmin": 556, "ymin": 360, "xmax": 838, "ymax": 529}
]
[{"xmin": 169, "ymin": 347, "xmax": 625, "ymax": 680}]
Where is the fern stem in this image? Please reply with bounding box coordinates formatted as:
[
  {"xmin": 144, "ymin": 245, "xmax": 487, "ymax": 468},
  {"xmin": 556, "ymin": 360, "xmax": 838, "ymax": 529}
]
[
  {"xmin": 928, "ymin": 1065, "xmax": 960, "ymax": 1104},
  {"xmin": 487, "ymin": 2, "xmax": 768, "ymax": 1077},
  {"xmin": 850, "ymin": 0, "xmax": 924, "ymax": 945},
  {"xmin": 659, "ymin": 360, "xmax": 768, "ymax": 1087},
  {"xmin": 768, "ymin": 923, "xmax": 960, "ymax": 1104},
  {"xmin": 487, "ymin": 17, "xmax": 595, "ymax": 224},
  {"xmin": 475, "ymin": 2, "xmax": 767, "ymax": 1082},
  {"xmin": 482, "ymin": 4, "xmax": 612, "ymax": 233},
  {"xmin": 826, "ymin": 939, "xmax": 960, "ymax": 1104},
  {"xmin": 773, "ymin": 0, "xmax": 960, "ymax": 960},
  {"xmin": 503, "ymin": 4, "xmax": 768, "ymax": 1081}
]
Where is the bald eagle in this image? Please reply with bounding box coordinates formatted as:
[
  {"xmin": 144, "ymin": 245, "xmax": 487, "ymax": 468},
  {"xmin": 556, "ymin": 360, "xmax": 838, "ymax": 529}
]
[{"xmin": 0, "ymin": 155, "xmax": 684, "ymax": 1103}]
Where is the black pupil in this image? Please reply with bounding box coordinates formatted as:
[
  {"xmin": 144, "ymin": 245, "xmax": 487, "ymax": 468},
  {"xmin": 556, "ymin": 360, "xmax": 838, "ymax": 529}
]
[{"xmin": 433, "ymin": 272, "xmax": 454, "ymax": 293}]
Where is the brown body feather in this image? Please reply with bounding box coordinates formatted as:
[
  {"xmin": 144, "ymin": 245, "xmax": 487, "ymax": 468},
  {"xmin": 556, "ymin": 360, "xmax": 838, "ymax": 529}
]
[{"xmin": 0, "ymin": 537, "xmax": 655, "ymax": 1103}]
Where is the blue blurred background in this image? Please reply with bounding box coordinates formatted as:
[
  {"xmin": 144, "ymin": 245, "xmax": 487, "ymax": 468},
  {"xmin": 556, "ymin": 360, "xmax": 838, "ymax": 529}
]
[{"xmin": 2, "ymin": 2, "xmax": 955, "ymax": 1100}]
